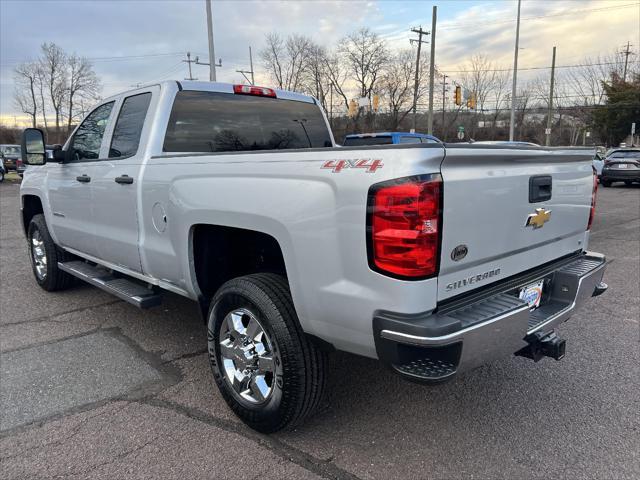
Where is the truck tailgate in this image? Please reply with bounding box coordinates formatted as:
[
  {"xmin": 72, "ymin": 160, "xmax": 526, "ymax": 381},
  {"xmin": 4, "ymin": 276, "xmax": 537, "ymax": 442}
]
[{"xmin": 438, "ymin": 146, "xmax": 595, "ymax": 301}]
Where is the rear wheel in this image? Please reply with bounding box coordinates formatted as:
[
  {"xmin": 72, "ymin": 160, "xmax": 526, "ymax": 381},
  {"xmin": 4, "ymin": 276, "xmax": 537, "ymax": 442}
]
[
  {"xmin": 624, "ymin": 181, "xmax": 633, "ymax": 186},
  {"xmin": 207, "ymin": 273, "xmax": 327, "ymax": 433},
  {"xmin": 27, "ymin": 214, "xmax": 75, "ymax": 291}
]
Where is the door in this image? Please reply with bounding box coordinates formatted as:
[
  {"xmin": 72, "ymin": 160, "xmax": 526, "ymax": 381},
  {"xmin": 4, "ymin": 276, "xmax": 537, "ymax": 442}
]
[
  {"xmin": 91, "ymin": 91, "xmax": 154, "ymax": 272},
  {"xmin": 47, "ymin": 101, "xmax": 115, "ymax": 256}
]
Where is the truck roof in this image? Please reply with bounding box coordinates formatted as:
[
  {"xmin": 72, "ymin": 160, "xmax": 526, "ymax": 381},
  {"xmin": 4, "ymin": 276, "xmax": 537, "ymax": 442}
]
[{"xmin": 102, "ymin": 80, "xmax": 317, "ymax": 105}]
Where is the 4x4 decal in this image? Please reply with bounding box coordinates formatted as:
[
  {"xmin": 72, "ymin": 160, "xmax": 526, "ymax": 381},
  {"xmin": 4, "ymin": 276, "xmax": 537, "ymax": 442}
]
[{"xmin": 321, "ymin": 158, "xmax": 383, "ymax": 173}]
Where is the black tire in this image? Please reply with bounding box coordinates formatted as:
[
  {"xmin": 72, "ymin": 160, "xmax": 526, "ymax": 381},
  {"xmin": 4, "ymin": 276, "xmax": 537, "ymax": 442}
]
[
  {"xmin": 601, "ymin": 179, "xmax": 612, "ymax": 187},
  {"xmin": 27, "ymin": 214, "xmax": 75, "ymax": 291},
  {"xmin": 624, "ymin": 181, "xmax": 633, "ymax": 186},
  {"xmin": 207, "ymin": 273, "xmax": 327, "ymax": 433}
]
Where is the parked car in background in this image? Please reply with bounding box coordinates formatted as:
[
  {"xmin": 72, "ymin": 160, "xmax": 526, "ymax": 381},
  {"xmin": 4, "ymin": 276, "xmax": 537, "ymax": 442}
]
[
  {"xmin": 0, "ymin": 144, "xmax": 21, "ymax": 170},
  {"xmin": 600, "ymin": 148, "xmax": 640, "ymax": 186},
  {"xmin": 342, "ymin": 132, "xmax": 440, "ymax": 146}
]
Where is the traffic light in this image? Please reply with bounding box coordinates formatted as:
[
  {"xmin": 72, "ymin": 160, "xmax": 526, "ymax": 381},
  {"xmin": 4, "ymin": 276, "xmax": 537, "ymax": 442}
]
[
  {"xmin": 466, "ymin": 93, "xmax": 477, "ymax": 110},
  {"xmin": 348, "ymin": 99, "xmax": 358, "ymax": 118},
  {"xmin": 372, "ymin": 94, "xmax": 380, "ymax": 113},
  {"xmin": 454, "ymin": 86, "xmax": 461, "ymax": 106}
]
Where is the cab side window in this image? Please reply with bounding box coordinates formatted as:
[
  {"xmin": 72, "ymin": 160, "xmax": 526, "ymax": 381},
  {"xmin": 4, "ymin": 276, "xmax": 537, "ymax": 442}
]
[
  {"xmin": 109, "ymin": 93, "xmax": 152, "ymax": 158},
  {"xmin": 71, "ymin": 102, "xmax": 114, "ymax": 161}
]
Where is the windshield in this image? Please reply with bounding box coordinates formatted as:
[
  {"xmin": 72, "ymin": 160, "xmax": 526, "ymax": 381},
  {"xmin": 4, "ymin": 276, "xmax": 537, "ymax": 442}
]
[
  {"xmin": 164, "ymin": 91, "xmax": 332, "ymax": 153},
  {"xmin": 1, "ymin": 146, "xmax": 21, "ymax": 156},
  {"xmin": 342, "ymin": 136, "xmax": 393, "ymax": 146}
]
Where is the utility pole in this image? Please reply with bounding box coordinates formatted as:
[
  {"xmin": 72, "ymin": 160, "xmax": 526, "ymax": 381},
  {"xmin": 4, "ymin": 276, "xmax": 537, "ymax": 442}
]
[
  {"xmin": 441, "ymin": 74, "xmax": 448, "ymax": 139},
  {"xmin": 205, "ymin": 0, "xmax": 216, "ymax": 81},
  {"xmin": 427, "ymin": 6, "xmax": 437, "ymax": 135},
  {"xmin": 509, "ymin": 0, "xmax": 522, "ymax": 141},
  {"xmin": 410, "ymin": 26, "xmax": 430, "ymax": 133},
  {"xmin": 183, "ymin": 52, "xmax": 196, "ymax": 80},
  {"xmin": 621, "ymin": 41, "xmax": 634, "ymax": 82},
  {"xmin": 545, "ymin": 46, "xmax": 556, "ymax": 147},
  {"xmin": 236, "ymin": 47, "xmax": 255, "ymax": 85}
]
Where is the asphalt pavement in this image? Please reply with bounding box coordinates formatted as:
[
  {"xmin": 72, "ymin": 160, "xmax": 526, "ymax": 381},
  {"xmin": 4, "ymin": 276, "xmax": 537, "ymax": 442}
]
[{"xmin": 1, "ymin": 179, "xmax": 638, "ymax": 479}]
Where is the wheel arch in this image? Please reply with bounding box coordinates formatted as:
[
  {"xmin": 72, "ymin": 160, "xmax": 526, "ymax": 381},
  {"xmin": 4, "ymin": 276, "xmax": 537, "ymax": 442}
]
[
  {"xmin": 21, "ymin": 194, "xmax": 44, "ymax": 236},
  {"xmin": 190, "ymin": 223, "xmax": 291, "ymax": 319}
]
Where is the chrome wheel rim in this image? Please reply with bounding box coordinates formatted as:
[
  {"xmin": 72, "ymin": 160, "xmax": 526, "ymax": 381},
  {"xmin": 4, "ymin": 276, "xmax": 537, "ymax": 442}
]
[
  {"xmin": 218, "ymin": 308, "xmax": 279, "ymax": 404},
  {"xmin": 30, "ymin": 229, "xmax": 47, "ymax": 280}
]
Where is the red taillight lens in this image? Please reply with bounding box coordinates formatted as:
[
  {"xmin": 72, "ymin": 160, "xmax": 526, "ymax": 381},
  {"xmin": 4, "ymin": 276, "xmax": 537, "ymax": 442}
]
[
  {"xmin": 233, "ymin": 84, "xmax": 277, "ymax": 98},
  {"xmin": 369, "ymin": 175, "xmax": 442, "ymax": 278},
  {"xmin": 587, "ymin": 170, "xmax": 597, "ymax": 230}
]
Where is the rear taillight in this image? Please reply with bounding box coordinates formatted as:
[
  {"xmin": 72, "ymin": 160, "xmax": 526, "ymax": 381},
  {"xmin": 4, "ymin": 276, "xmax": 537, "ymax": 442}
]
[
  {"xmin": 587, "ymin": 170, "xmax": 597, "ymax": 230},
  {"xmin": 233, "ymin": 84, "xmax": 276, "ymax": 98},
  {"xmin": 368, "ymin": 175, "xmax": 442, "ymax": 279}
]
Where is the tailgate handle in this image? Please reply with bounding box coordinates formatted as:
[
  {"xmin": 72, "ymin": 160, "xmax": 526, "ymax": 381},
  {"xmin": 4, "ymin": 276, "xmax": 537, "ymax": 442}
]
[{"xmin": 529, "ymin": 175, "xmax": 552, "ymax": 203}]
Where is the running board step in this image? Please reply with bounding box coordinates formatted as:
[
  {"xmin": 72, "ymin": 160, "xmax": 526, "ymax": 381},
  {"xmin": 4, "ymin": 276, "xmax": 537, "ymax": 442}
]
[{"xmin": 58, "ymin": 260, "xmax": 162, "ymax": 308}]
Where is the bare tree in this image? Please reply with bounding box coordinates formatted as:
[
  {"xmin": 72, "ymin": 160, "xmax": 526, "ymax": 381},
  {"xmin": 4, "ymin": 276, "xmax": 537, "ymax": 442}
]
[
  {"xmin": 323, "ymin": 51, "xmax": 350, "ymax": 111},
  {"xmin": 260, "ymin": 33, "xmax": 312, "ymax": 91},
  {"xmin": 66, "ymin": 54, "xmax": 101, "ymax": 133},
  {"xmin": 13, "ymin": 62, "xmax": 39, "ymax": 127},
  {"xmin": 487, "ymin": 69, "xmax": 510, "ymax": 138},
  {"xmin": 339, "ymin": 27, "xmax": 388, "ymax": 100},
  {"xmin": 378, "ymin": 49, "xmax": 425, "ymax": 129},
  {"xmin": 40, "ymin": 43, "xmax": 67, "ymax": 135}
]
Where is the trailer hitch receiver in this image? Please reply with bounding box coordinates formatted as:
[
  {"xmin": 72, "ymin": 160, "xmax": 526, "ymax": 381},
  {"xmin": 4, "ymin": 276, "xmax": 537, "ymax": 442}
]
[{"xmin": 515, "ymin": 331, "xmax": 566, "ymax": 362}]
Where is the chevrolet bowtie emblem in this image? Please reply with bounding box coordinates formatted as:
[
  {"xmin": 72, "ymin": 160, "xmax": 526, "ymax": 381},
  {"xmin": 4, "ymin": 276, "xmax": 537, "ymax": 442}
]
[{"xmin": 526, "ymin": 208, "xmax": 551, "ymax": 229}]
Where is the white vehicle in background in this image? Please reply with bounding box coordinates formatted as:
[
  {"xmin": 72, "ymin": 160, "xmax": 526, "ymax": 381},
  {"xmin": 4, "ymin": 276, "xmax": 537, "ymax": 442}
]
[{"xmin": 19, "ymin": 80, "xmax": 608, "ymax": 432}]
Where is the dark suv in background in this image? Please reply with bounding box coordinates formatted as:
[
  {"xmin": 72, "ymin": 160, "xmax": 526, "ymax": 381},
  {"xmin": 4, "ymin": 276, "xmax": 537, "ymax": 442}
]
[
  {"xmin": 600, "ymin": 148, "xmax": 640, "ymax": 187},
  {"xmin": 0, "ymin": 144, "xmax": 21, "ymax": 171}
]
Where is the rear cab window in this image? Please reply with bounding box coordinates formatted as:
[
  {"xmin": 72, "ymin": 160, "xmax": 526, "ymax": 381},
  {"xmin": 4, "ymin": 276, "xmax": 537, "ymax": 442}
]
[
  {"xmin": 342, "ymin": 136, "xmax": 392, "ymax": 146},
  {"xmin": 163, "ymin": 91, "xmax": 332, "ymax": 153}
]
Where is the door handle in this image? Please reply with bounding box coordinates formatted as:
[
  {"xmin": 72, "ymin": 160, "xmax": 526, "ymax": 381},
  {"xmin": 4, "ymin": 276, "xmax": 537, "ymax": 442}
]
[
  {"xmin": 76, "ymin": 174, "xmax": 91, "ymax": 183},
  {"xmin": 115, "ymin": 175, "xmax": 134, "ymax": 184}
]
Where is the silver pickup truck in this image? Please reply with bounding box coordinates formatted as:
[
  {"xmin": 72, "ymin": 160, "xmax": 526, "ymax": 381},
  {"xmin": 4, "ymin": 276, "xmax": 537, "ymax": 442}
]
[{"xmin": 20, "ymin": 81, "xmax": 607, "ymax": 432}]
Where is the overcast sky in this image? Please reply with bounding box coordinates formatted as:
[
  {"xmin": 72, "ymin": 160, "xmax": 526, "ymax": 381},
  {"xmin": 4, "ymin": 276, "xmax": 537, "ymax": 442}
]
[{"xmin": 1, "ymin": 0, "xmax": 638, "ymax": 123}]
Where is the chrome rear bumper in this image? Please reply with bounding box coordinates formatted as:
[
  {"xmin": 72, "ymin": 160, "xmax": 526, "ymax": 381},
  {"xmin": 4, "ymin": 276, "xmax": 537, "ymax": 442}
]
[{"xmin": 374, "ymin": 252, "xmax": 607, "ymax": 382}]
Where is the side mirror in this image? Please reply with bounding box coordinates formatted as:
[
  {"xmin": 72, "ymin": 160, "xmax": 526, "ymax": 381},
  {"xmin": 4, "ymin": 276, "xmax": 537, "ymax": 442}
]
[
  {"xmin": 21, "ymin": 128, "xmax": 46, "ymax": 166},
  {"xmin": 52, "ymin": 145, "xmax": 65, "ymax": 162}
]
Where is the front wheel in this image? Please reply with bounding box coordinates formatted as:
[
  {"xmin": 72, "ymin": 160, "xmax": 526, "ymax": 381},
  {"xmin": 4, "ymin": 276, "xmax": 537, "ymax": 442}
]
[
  {"xmin": 207, "ymin": 273, "xmax": 327, "ymax": 433},
  {"xmin": 27, "ymin": 214, "xmax": 75, "ymax": 291},
  {"xmin": 601, "ymin": 179, "xmax": 612, "ymax": 187}
]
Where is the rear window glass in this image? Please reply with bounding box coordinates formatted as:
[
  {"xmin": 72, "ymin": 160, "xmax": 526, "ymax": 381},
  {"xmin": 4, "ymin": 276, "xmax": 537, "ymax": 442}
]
[
  {"xmin": 163, "ymin": 91, "xmax": 332, "ymax": 152},
  {"xmin": 609, "ymin": 151, "xmax": 640, "ymax": 159},
  {"xmin": 342, "ymin": 136, "xmax": 393, "ymax": 146},
  {"xmin": 399, "ymin": 136, "xmax": 421, "ymax": 144}
]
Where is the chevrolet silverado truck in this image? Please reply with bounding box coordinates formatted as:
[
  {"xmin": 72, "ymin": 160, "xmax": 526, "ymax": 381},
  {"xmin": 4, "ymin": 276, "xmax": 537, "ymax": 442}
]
[{"xmin": 20, "ymin": 81, "xmax": 607, "ymax": 433}]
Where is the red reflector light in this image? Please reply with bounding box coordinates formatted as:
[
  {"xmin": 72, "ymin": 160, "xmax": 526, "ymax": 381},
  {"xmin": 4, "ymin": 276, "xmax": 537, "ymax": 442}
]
[
  {"xmin": 587, "ymin": 170, "xmax": 597, "ymax": 230},
  {"xmin": 233, "ymin": 84, "xmax": 277, "ymax": 98},
  {"xmin": 368, "ymin": 175, "xmax": 442, "ymax": 278}
]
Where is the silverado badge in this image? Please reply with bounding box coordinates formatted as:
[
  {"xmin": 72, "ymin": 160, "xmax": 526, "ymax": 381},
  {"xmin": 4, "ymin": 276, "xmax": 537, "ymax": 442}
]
[{"xmin": 525, "ymin": 208, "xmax": 551, "ymax": 229}]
